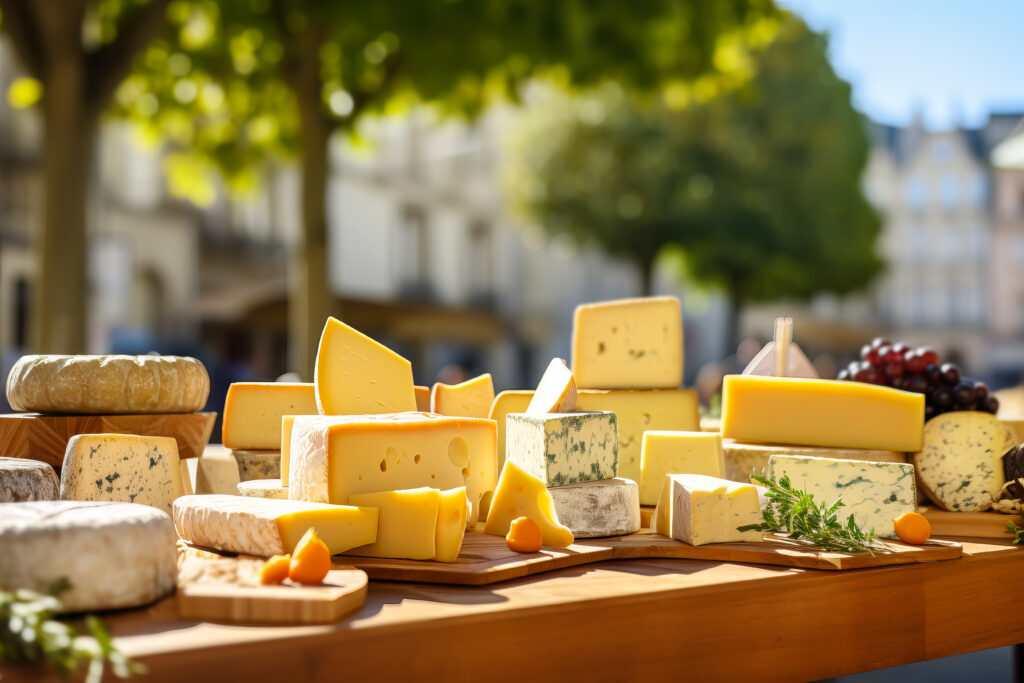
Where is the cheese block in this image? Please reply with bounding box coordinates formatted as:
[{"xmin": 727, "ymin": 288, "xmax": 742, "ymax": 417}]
[
  {"xmin": 526, "ymin": 358, "xmax": 577, "ymax": 415},
  {"xmin": 314, "ymin": 316, "xmax": 416, "ymax": 415},
  {"xmin": 281, "ymin": 415, "xmax": 298, "ymax": 486},
  {"xmin": 222, "ymin": 382, "xmax": 317, "ymax": 450},
  {"xmin": 435, "ymin": 486, "xmax": 469, "ymax": 562},
  {"xmin": 431, "ymin": 373, "xmax": 495, "ymax": 418},
  {"xmin": 173, "ymin": 494, "xmax": 378, "ymax": 556},
  {"xmin": 999, "ymin": 416, "xmax": 1024, "ymax": 445},
  {"xmin": 61, "ymin": 434, "xmax": 184, "ymax": 514},
  {"xmin": 484, "ymin": 461, "xmax": 574, "ymax": 547},
  {"xmin": 180, "ymin": 450, "xmax": 241, "ymax": 495},
  {"xmin": 912, "ymin": 411, "xmax": 1013, "ymax": 512},
  {"xmin": 640, "ymin": 431, "xmax": 724, "ymax": 506},
  {"xmin": 0, "ymin": 457, "xmax": 59, "ymax": 502},
  {"xmin": 233, "ymin": 449, "xmax": 282, "ymax": 481},
  {"xmin": 0, "ymin": 501, "xmax": 176, "ymax": 612},
  {"xmin": 721, "ymin": 375, "xmax": 925, "ymax": 453},
  {"xmin": 346, "ymin": 487, "xmax": 467, "ymax": 562},
  {"xmin": 722, "ymin": 441, "xmax": 907, "ymax": 485},
  {"xmin": 238, "ymin": 478, "xmax": 288, "ymax": 499},
  {"xmin": 5, "ymin": 354, "xmax": 209, "ymax": 414},
  {"xmin": 489, "ymin": 390, "xmax": 534, "ymax": 470},
  {"xmin": 414, "ymin": 385, "xmax": 431, "ymax": 412},
  {"xmin": 289, "ymin": 413, "xmax": 497, "ymax": 525},
  {"xmin": 768, "ymin": 455, "xmax": 916, "ymax": 537},
  {"xmin": 506, "ymin": 411, "xmax": 617, "ymax": 487},
  {"xmin": 652, "ymin": 474, "xmax": 762, "ymax": 545},
  {"xmin": 548, "ymin": 478, "xmax": 640, "ymax": 538}
]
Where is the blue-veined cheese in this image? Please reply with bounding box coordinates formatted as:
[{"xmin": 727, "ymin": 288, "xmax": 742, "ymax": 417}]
[
  {"xmin": 652, "ymin": 473, "xmax": 762, "ymax": 545},
  {"xmin": 232, "ymin": 449, "xmax": 281, "ymax": 481},
  {"xmin": 548, "ymin": 477, "xmax": 640, "ymax": 538},
  {"xmin": 506, "ymin": 411, "xmax": 617, "ymax": 487}
]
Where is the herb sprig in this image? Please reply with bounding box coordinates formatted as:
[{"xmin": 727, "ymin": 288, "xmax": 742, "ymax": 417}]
[
  {"xmin": 1008, "ymin": 521, "xmax": 1024, "ymax": 545},
  {"xmin": 739, "ymin": 474, "xmax": 892, "ymax": 555}
]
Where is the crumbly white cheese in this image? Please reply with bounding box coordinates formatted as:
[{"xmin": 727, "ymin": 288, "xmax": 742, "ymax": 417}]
[{"xmin": 548, "ymin": 477, "xmax": 640, "ymax": 538}]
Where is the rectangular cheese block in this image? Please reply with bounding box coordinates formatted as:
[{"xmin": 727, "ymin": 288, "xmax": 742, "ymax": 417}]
[
  {"xmin": 721, "ymin": 375, "xmax": 925, "ymax": 453},
  {"xmin": 180, "ymin": 450, "xmax": 241, "ymax": 495},
  {"xmin": 431, "ymin": 373, "xmax": 495, "ymax": 418},
  {"xmin": 640, "ymin": 431, "xmax": 724, "ymax": 506},
  {"xmin": 173, "ymin": 494, "xmax": 377, "ymax": 556},
  {"xmin": 767, "ymin": 455, "xmax": 916, "ymax": 538},
  {"xmin": 652, "ymin": 473, "xmax": 762, "ymax": 545},
  {"xmin": 506, "ymin": 411, "xmax": 617, "ymax": 487},
  {"xmin": 571, "ymin": 296, "xmax": 683, "ymax": 390},
  {"xmin": 281, "ymin": 415, "xmax": 298, "ymax": 486},
  {"xmin": 345, "ymin": 487, "xmax": 467, "ymax": 561},
  {"xmin": 222, "ymin": 383, "xmax": 317, "ymax": 450},
  {"xmin": 722, "ymin": 441, "xmax": 907, "ymax": 485}
]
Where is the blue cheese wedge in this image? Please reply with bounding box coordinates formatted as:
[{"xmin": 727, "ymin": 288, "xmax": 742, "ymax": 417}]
[
  {"xmin": 506, "ymin": 411, "xmax": 617, "ymax": 487},
  {"xmin": 912, "ymin": 411, "xmax": 1013, "ymax": 512},
  {"xmin": 652, "ymin": 473, "xmax": 762, "ymax": 545},
  {"xmin": 768, "ymin": 454, "xmax": 916, "ymax": 537}
]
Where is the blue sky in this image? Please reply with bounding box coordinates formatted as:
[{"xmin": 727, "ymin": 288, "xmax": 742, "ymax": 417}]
[{"xmin": 779, "ymin": 0, "xmax": 1024, "ymax": 130}]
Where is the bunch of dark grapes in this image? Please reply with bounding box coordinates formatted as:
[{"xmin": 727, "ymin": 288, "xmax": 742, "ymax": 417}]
[{"xmin": 836, "ymin": 338, "xmax": 998, "ymax": 421}]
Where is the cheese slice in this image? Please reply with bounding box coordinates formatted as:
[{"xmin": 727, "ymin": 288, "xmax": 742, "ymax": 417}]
[
  {"xmin": 640, "ymin": 431, "xmax": 724, "ymax": 506},
  {"xmin": 526, "ymin": 358, "xmax": 577, "ymax": 415},
  {"xmin": 431, "ymin": 373, "xmax": 495, "ymax": 418},
  {"xmin": 61, "ymin": 434, "xmax": 184, "ymax": 514},
  {"xmin": 173, "ymin": 494, "xmax": 377, "ymax": 556},
  {"xmin": 722, "ymin": 441, "xmax": 907, "ymax": 485},
  {"xmin": 490, "ymin": 390, "xmax": 534, "ymax": 471},
  {"xmin": 414, "ymin": 385, "xmax": 431, "ymax": 412},
  {"xmin": 721, "ymin": 375, "xmax": 925, "ymax": 452},
  {"xmin": 238, "ymin": 478, "xmax": 288, "ymax": 500},
  {"xmin": 435, "ymin": 487, "xmax": 469, "ymax": 561},
  {"xmin": 548, "ymin": 478, "xmax": 640, "ymax": 538},
  {"xmin": 346, "ymin": 488, "xmax": 441, "ymax": 560},
  {"xmin": 314, "ymin": 316, "xmax": 416, "ymax": 415},
  {"xmin": 571, "ymin": 296, "xmax": 683, "ymax": 390},
  {"xmin": 180, "ymin": 450, "xmax": 241, "ymax": 495},
  {"xmin": 484, "ymin": 461, "xmax": 574, "ymax": 547},
  {"xmin": 281, "ymin": 415, "xmax": 298, "ymax": 486},
  {"xmin": 0, "ymin": 457, "xmax": 58, "ymax": 502},
  {"xmin": 222, "ymin": 383, "xmax": 317, "ymax": 450},
  {"xmin": 233, "ymin": 449, "xmax": 281, "ymax": 481},
  {"xmin": 652, "ymin": 474, "xmax": 762, "ymax": 545},
  {"xmin": 506, "ymin": 411, "xmax": 618, "ymax": 486}
]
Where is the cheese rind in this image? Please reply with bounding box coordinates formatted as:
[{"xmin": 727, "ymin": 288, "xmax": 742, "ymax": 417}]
[
  {"xmin": 548, "ymin": 478, "xmax": 640, "ymax": 538},
  {"xmin": 237, "ymin": 478, "xmax": 289, "ymax": 499},
  {"xmin": 652, "ymin": 474, "xmax": 762, "ymax": 545},
  {"xmin": 640, "ymin": 431, "xmax": 724, "ymax": 506},
  {"xmin": 180, "ymin": 451, "xmax": 241, "ymax": 495},
  {"xmin": 233, "ymin": 449, "xmax": 282, "ymax": 481},
  {"xmin": 346, "ymin": 488, "xmax": 440, "ymax": 560},
  {"xmin": 526, "ymin": 359, "xmax": 577, "ymax": 415},
  {"xmin": 0, "ymin": 457, "xmax": 58, "ymax": 502},
  {"xmin": 431, "ymin": 373, "xmax": 495, "ymax": 418},
  {"xmin": 506, "ymin": 411, "xmax": 617, "ymax": 487},
  {"xmin": 281, "ymin": 415, "xmax": 298, "ymax": 486},
  {"xmin": 222, "ymin": 383, "xmax": 317, "ymax": 450},
  {"xmin": 484, "ymin": 461, "xmax": 574, "ymax": 547},
  {"xmin": 722, "ymin": 441, "xmax": 907, "ymax": 485}
]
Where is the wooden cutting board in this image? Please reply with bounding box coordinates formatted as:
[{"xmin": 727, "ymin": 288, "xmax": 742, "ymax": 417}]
[
  {"xmin": 0, "ymin": 412, "xmax": 216, "ymax": 466},
  {"xmin": 343, "ymin": 529, "xmax": 962, "ymax": 586},
  {"xmin": 919, "ymin": 505, "xmax": 1023, "ymax": 539},
  {"xmin": 177, "ymin": 546, "xmax": 367, "ymax": 624}
]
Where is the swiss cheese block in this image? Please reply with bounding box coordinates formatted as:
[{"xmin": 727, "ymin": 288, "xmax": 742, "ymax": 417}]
[
  {"xmin": 767, "ymin": 455, "xmax": 916, "ymax": 537},
  {"xmin": 180, "ymin": 450, "xmax": 241, "ymax": 495},
  {"xmin": 484, "ymin": 461, "xmax": 574, "ymax": 547},
  {"xmin": 435, "ymin": 486, "xmax": 469, "ymax": 561},
  {"xmin": 0, "ymin": 457, "xmax": 58, "ymax": 502},
  {"xmin": 314, "ymin": 316, "xmax": 416, "ymax": 415},
  {"xmin": 61, "ymin": 434, "xmax": 184, "ymax": 514},
  {"xmin": 233, "ymin": 449, "xmax": 282, "ymax": 481},
  {"xmin": 222, "ymin": 382, "xmax": 317, "ymax": 450},
  {"xmin": 173, "ymin": 494, "xmax": 377, "ymax": 556},
  {"xmin": 548, "ymin": 478, "xmax": 640, "ymax": 538},
  {"xmin": 489, "ymin": 390, "xmax": 534, "ymax": 470},
  {"xmin": 431, "ymin": 373, "xmax": 495, "ymax": 418},
  {"xmin": 414, "ymin": 385, "xmax": 431, "ymax": 412},
  {"xmin": 346, "ymin": 487, "xmax": 467, "ymax": 562},
  {"xmin": 506, "ymin": 411, "xmax": 617, "ymax": 486},
  {"xmin": 237, "ymin": 478, "xmax": 288, "ymax": 499},
  {"xmin": 652, "ymin": 474, "xmax": 762, "ymax": 545},
  {"xmin": 526, "ymin": 358, "xmax": 577, "ymax": 415},
  {"xmin": 722, "ymin": 441, "xmax": 907, "ymax": 485},
  {"xmin": 640, "ymin": 431, "xmax": 724, "ymax": 506},
  {"xmin": 281, "ymin": 415, "xmax": 298, "ymax": 486},
  {"xmin": 912, "ymin": 411, "xmax": 1013, "ymax": 512},
  {"xmin": 571, "ymin": 296, "xmax": 683, "ymax": 390},
  {"xmin": 721, "ymin": 375, "xmax": 925, "ymax": 452},
  {"xmin": 0, "ymin": 501, "xmax": 176, "ymax": 612}
]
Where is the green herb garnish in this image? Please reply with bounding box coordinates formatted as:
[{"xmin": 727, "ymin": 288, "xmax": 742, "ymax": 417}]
[{"xmin": 1007, "ymin": 521, "xmax": 1024, "ymax": 545}]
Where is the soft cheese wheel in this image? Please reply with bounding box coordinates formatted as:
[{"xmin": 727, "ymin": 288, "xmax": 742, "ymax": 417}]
[
  {"xmin": 431, "ymin": 373, "xmax": 495, "ymax": 418},
  {"xmin": 233, "ymin": 449, "xmax": 282, "ymax": 481},
  {"xmin": 549, "ymin": 478, "xmax": 640, "ymax": 538},
  {"xmin": 6, "ymin": 354, "xmax": 209, "ymax": 414},
  {"xmin": 0, "ymin": 501, "xmax": 176, "ymax": 612},
  {"xmin": 238, "ymin": 478, "xmax": 288, "ymax": 499},
  {"xmin": 0, "ymin": 457, "xmax": 59, "ymax": 502}
]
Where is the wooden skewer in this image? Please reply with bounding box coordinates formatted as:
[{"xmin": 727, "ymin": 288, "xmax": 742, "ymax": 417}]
[{"xmin": 773, "ymin": 317, "xmax": 793, "ymax": 377}]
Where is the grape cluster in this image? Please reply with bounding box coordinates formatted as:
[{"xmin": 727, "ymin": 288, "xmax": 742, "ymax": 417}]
[{"xmin": 836, "ymin": 337, "xmax": 998, "ymax": 420}]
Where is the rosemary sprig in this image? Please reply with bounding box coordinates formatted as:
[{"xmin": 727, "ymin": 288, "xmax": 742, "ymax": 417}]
[
  {"xmin": 1008, "ymin": 521, "xmax": 1024, "ymax": 545},
  {"xmin": 738, "ymin": 474, "xmax": 892, "ymax": 555}
]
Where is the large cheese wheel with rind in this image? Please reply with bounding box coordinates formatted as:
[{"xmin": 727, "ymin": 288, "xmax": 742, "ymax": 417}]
[{"xmin": 0, "ymin": 457, "xmax": 59, "ymax": 502}]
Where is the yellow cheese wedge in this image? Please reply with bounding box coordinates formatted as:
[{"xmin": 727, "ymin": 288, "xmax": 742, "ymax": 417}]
[
  {"xmin": 280, "ymin": 415, "xmax": 298, "ymax": 487},
  {"xmin": 222, "ymin": 383, "xmax": 317, "ymax": 450},
  {"xmin": 435, "ymin": 487, "xmax": 469, "ymax": 562},
  {"xmin": 314, "ymin": 316, "xmax": 417, "ymax": 416},
  {"xmin": 640, "ymin": 431, "xmax": 724, "ymax": 506},
  {"xmin": 414, "ymin": 385, "xmax": 431, "ymax": 412},
  {"xmin": 346, "ymin": 488, "xmax": 440, "ymax": 560},
  {"xmin": 721, "ymin": 375, "xmax": 925, "ymax": 452},
  {"xmin": 489, "ymin": 390, "xmax": 534, "ymax": 471},
  {"xmin": 431, "ymin": 373, "xmax": 495, "ymax": 418},
  {"xmin": 484, "ymin": 461, "xmax": 574, "ymax": 547},
  {"xmin": 526, "ymin": 358, "xmax": 577, "ymax": 415}
]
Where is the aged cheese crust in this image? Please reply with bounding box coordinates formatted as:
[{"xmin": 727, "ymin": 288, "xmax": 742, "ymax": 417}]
[
  {"xmin": 0, "ymin": 457, "xmax": 59, "ymax": 502},
  {"xmin": 232, "ymin": 450, "xmax": 282, "ymax": 481},
  {"xmin": 6, "ymin": 354, "xmax": 209, "ymax": 414},
  {"xmin": 549, "ymin": 477, "xmax": 640, "ymax": 538}
]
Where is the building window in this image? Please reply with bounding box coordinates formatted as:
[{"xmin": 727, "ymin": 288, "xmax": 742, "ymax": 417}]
[
  {"xmin": 1013, "ymin": 234, "xmax": 1024, "ymax": 268},
  {"xmin": 907, "ymin": 223, "xmax": 928, "ymax": 263},
  {"xmin": 971, "ymin": 174, "xmax": 988, "ymax": 207},
  {"xmin": 906, "ymin": 176, "xmax": 928, "ymax": 211},
  {"xmin": 941, "ymin": 176, "xmax": 959, "ymax": 211},
  {"xmin": 394, "ymin": 205, "xmax": 430, "ymax": 291},
  {"xmin": 466, "ymin": 221, "xmax": 494, "ymax": 304},
  {"xmin": 939, "ymin": 228, "xmax": 959, "ymax": 264}
]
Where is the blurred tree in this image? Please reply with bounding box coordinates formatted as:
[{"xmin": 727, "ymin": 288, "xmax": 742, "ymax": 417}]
[
  {"xmin": 0, "ymin": 0, "xmax": 170, "ymax": 353},
  {"xmin": 115, "ymin": 0, "xmax": 781, "ymax": 378},
  {"xmin": 508, "ymin": 17, "xmax": 883, "ymax": 346}
]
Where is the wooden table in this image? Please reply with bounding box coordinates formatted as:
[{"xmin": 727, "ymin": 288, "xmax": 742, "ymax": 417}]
[{"xmin": 7, "ymin": 537, "xmax": 1023, "ymax": 682}]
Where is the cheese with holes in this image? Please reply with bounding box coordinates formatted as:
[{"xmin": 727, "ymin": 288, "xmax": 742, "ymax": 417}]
[
  {"xmin": 506, "ymin": 411, "xmax": 617, "ymax": 487},
  {"xmin": 549, "ymin": 478, "xmax": 640, "ymax": 538},
  {"xmin": 484, "ymin": 461, "xmax": 574, "ymax": 547},
  {"xmin": 571, "ymin": 296, "xmax": 683, "ymax": 390},
  {"xmin": 0, "ymin": 457, "xmax": 58, "ymax": 502},
  {"xmin": 768, "ymin": 455, "xmax": 916, "ymax": 537},
  {"xmin": 431, "ymin": 373, "xmax": 495, "ymax": 418},
  {"xmin": 60, "ymin": 434, "xmax": 184, "ymax": 513},
  {"xmin": 346, "ymin": 487, "xmax": 467, "ymax": 561},
  {"xmin": 722, "ymin": 441, "xmax": 907, "ymax": 485},
  {"xmin": 527, "ymin": 359, "xmax": 577, "ymax": 415},
  {"xmin": 414, "ymin": 385, "xmax": 431, "ymax": 412},
  {"xmin": 314, "ymin": 316, "xmax": 416, "ymax": 415},
  {"xmin": 653, "ymin": 474, "xmax": 761, "ymax": 545},
  {"xmin": 721, "ymin": 375, "xmax": 925, "ymax": 452},
  {"xmin": 233, "ymin": 449, "xmax": 281, "ymax": 481},
  {"xmin": 180, "ymin": 450, "xmax": 241, "ymax": 495},
  {"xmin": 238, "ymin": 478, "xmax": 288, "ymax": 499},
  {"xmin": 913, "ymin": 411, "xmax": 1013, "ymax": 512},
  {"xmin": 640, "ymin": 431, "xmax": 724, "ymax": 506},
  {"xmin": 281, "ymin": 415, "xmax": 298, "ymax": 486},
  {"xmin": 173, "ymin": 494, "xmax": 377, "ymax": 556},
  {"xmin": 222, "ymin": 383, "xmax": 317, "ymax": 450},
  {"xmin": 0, "ymin": 501, "xmax": 176, "ymax": 612}
]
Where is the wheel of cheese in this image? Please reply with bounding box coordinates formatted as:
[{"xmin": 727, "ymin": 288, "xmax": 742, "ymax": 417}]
[
  {"xmin": 5, "ymin": 354, "xmax": 210, "ymax": 414},
  {"xmin": 0, "ymin": 457, "xmax": 59, "ymax": 502},
  {"xmin": 0, "ymin": 501, "xmax": 176, "ymax": 612},
  {"xmin": 237, "ymin": 478, "xmax": 288, "ymax": 499},
  {"xmin": 232, "ymin": 449, "xmax": 282, "ymax": 481},
  {"xmin": 548, "ymin": 478, "xmax": 641, "ymax": 538}
]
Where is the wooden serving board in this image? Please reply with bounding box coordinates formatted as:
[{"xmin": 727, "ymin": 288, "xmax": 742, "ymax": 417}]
[
  {"xmin": 343, "ymin": 529, "xmax": 962, "ymax": 586},
  {"xmin": 920, "ymin": 505, "xmax": 1022, "ymax": 539},
  {"xmin": 177, "ymin": 546, "xmax": 368, "ymax": 624},
  {"xmin": 0, "ymin": 411, "xmax": 216, "ymax": 466}
]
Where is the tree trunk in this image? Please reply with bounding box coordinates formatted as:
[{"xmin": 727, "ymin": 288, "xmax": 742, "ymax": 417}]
[{"xmin": 637, "ymin": 253, "xmax": 657, "ymax": 297}]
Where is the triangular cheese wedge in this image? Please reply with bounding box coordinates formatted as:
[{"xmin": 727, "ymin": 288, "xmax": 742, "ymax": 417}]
[{"xmin": 484, "ymin": 461, "xmax": 574, "ymax": 547}]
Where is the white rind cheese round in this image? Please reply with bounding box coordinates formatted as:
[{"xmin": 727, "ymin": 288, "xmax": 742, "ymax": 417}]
[
  {"xmin": 0, "ymin": 501, "xmax": 176, "ymax": 612},
  {"xmin": 237, "ymin": 478, "xmax": 288, "ymax": 499},
  {"xmin": 0, "ymin": 457, "xmax": 59, "ymax": 502},
  {"xmin": 232, "ymin": 450, "xmax": 282, "ymax": 481},
  {"xmin": 548, "ymin": 477, "xmax": 640, "ymax": 538}
]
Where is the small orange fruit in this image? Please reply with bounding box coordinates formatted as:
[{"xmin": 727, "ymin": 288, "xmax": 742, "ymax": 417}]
[
  {"xmin": 894, "ymin": 511, "xmax": 931, "ymax": 545},
  {"xmin": 506, "ymin": 516, "xmax": 543, "ymax": 553},
  {"xmin": 260, "ymin": 554, "xmax": 291, "ymax": 585},
  {"xmin": 288, "ymin": 528, "xmax": 331, "ymax": 584}
]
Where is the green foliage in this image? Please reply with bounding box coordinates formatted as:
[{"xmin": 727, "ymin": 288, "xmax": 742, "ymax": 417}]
[{"xmin": 1008, "ymin": 521, "xmax": 1024, "ymax": 545}]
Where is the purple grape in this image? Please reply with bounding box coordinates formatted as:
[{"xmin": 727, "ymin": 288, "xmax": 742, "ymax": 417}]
[
  {"xmin": 940, "ymin": 363, "xmax": 961, "ymax": 386},
  {"xmin": 904, "ymin": 373, "xmax": 929, "ymax": 394},
  {"xmin": 954, "ymin": 381, "xmax": 976, "ymax": 406},
  {"xmin": 932, "ymin": 386, "xmax": 953, "ymax": 408}
]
